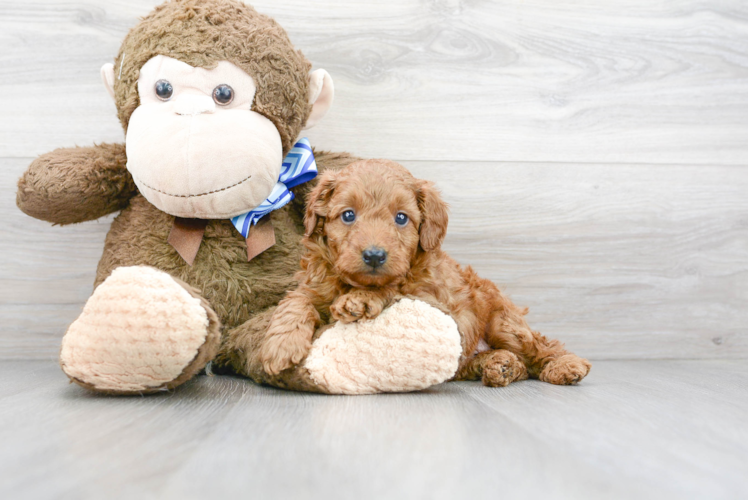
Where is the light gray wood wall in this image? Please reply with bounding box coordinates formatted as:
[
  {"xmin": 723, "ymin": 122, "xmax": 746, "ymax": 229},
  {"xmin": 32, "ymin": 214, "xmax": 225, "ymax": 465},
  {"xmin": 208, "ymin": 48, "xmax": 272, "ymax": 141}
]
[{"xmin": 1, "ymin": 0, "xmax": 746, "ymax": 360}]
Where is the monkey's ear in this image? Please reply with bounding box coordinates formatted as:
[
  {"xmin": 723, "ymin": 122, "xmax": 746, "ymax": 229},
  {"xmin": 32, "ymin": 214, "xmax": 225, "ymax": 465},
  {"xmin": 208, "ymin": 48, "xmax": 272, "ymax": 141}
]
[
  {"xmin": 101, "ymin": 63, "xmax": 116, "ymax": 100},
  {"xmin": 417, "ymin": 180, "xmax": 449, "ymax": 252},
  {"xmin": 303, "ymin": 69, "xmax": 334, "ymax": 129},
  {"xmin": 304, "ymin": 170, "xmax": 338, "ymax": 237}
]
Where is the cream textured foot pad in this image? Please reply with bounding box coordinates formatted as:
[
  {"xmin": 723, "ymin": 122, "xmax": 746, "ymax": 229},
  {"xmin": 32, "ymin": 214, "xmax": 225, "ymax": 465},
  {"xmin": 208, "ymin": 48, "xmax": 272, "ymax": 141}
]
[
  {"xmin": 304, "ymin": 298, "xmax": 462, "ymax": 394},
  {"xmin": 60, "ymin": 266, "xmax": 212, "ymax": 393}
]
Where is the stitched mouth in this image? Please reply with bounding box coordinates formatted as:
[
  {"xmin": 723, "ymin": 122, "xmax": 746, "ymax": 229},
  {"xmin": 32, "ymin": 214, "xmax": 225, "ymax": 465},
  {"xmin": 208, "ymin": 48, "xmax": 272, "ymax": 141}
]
[{"xmin": 132, "ymin": 173, "xmax": 253, "ymax": 198}]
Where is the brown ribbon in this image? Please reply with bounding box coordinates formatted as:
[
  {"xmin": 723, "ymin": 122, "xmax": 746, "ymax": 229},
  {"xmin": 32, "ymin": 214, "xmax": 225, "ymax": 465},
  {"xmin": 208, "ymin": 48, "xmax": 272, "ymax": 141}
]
[
  {"xmin": 168, "ymin": 215, "xmax": 275, "ymax": 266},
  {"xmin": 168, "ymin": 218, "xmax": 208, "ymax": 266},
  {"xmin": 245, "ymin": 215, "xmax": 276, "ymax": 261}
]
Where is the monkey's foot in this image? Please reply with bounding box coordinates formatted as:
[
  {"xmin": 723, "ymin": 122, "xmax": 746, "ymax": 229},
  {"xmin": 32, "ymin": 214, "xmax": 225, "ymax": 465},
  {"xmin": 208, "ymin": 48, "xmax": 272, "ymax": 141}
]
[
  {"xmin": 60, "ymin": 266, "xmax": 221, "ymax": 394},
  {"xmin": 303, "ymin": 298, "xmax": 462, "ymax": 394},
  {"xmin": 539, "ymin": 354, "xmax": 592, "ymax": 385}
]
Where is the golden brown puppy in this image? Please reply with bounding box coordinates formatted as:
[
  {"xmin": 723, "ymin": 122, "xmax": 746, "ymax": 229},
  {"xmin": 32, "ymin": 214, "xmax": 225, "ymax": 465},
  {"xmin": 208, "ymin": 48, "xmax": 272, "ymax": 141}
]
[{"xmin": 260, "ymin": 159, "xmax": 591, "ymax": 387}]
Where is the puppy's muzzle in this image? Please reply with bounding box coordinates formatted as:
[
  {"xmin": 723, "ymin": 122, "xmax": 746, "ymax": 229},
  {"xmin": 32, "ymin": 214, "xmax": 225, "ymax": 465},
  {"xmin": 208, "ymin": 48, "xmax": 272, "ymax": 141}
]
[{"xmin": 362, "ymin": 247, "xmax": 387, "ymax": 269}]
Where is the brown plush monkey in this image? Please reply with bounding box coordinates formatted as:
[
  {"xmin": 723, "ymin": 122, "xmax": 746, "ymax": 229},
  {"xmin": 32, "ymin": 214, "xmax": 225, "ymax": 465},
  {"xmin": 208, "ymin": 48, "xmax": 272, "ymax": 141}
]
[{"xmin": 16, "ymin": 0, "xmax": 462, "ymax": 395}]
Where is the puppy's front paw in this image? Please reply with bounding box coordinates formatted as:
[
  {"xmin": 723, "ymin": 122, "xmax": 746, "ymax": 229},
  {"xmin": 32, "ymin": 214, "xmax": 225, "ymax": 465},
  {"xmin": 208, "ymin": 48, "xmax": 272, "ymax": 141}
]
[
  {"xmin": 330, "ymin": 293, "xmax": 384, "ymax": 323},
  {"xmin": 539, "ymin": 354, "xmax": 591, "ymax": 385},
  {"xmin": 260, "ymin": 333, "xmax": 312, "ymax": 376}
]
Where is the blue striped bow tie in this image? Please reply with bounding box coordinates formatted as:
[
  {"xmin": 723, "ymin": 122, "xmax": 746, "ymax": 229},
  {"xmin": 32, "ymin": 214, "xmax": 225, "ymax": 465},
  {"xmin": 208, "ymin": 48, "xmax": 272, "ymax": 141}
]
[{"xmin": 231, "ymin": 137, "xmax": 317, "ymax": 238}]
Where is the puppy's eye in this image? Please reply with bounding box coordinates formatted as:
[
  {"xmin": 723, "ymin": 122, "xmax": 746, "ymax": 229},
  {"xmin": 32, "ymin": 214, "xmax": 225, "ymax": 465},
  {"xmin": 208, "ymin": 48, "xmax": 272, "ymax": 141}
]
[
  {"xmin": 341, "ymin": 210, "xmax": 356, "ymax": 225},
  {"xmin": 213, "ymin": 84, "xmax": 234, "ymax": 105},
  {"xmin": 395, "ymin": 212, "xmax": 409, "ymax": 227},
  {"xmin": 154, "ymin": 80, "xmax": 173, "ymax": 101}
]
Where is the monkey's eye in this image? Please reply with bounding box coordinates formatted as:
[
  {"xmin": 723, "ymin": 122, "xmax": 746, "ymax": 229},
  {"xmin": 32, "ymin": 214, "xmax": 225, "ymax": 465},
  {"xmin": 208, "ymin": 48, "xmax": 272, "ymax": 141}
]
[
  {"xmin": 395, "ymin": 212, "xmax": 409, "ymax": 227},
  {"xmin": 341, "ymin": 210, "xmax": 356, "ymax": 225},
  {"xmin": 154, "ymin": 80, "xmax": 173, "ymax": 101},
  {"xmin": 213, "ymin": 84, "xmax": 234, "ymax": 105}
]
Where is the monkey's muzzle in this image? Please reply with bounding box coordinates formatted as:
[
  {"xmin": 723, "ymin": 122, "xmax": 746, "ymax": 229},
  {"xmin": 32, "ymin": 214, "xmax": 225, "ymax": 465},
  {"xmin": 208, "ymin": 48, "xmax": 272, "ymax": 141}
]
[{"xmin": 125, "ymin": 102, "xmax": 283, "ymax": 219}]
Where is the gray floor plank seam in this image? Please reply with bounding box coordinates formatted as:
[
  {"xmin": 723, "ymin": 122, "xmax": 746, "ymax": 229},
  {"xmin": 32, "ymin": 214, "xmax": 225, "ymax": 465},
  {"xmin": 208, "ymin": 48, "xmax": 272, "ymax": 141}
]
[{"xmin": 1, "ymin": 360, "xmax": 746, "ymax": 500}]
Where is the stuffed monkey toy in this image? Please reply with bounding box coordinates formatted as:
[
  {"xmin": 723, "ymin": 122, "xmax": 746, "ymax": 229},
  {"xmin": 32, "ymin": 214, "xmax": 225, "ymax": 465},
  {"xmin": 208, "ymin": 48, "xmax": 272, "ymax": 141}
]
[{"xmin": 16, "ymin": 0, "xmax": 463, "ymax": 395}]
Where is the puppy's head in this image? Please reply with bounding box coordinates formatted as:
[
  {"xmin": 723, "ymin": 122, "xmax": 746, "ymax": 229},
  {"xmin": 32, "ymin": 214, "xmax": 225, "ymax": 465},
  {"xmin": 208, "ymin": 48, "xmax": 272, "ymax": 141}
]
[{"xmin": 304, "ymin": 159, "xmax": 448, "ymax": 287}]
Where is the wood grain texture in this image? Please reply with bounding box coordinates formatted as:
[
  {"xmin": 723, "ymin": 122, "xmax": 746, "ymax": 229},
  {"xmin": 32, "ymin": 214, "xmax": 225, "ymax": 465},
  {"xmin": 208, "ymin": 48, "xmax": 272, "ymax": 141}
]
[
  {"xmin": 1, "ymin": 0, "xmax": 748, "ymax": 163},
  {"xmin": 1, "ymin": 359, "xmax": 746, "ymax": 499},
  {"xmin": 404, "ymin": 160, "xmax": 748, "ymax": 360},
  {"xmin": 1, "ymin": 0, "xmax": 746, "ymax": 359},
  {"xmin": 3, "ymin": 157, "xmax": 746, "ymax": 360}
]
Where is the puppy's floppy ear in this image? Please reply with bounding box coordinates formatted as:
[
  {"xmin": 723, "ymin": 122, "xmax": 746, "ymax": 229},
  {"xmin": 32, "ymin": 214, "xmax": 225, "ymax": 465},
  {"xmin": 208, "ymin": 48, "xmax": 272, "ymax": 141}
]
[
  {"xmin": 417, "ymin": 180, "xmax": 449, "ymax": 252},
  {"xmin": 304, "ymin": 170, "xmax": 338, "ymax": 237}
]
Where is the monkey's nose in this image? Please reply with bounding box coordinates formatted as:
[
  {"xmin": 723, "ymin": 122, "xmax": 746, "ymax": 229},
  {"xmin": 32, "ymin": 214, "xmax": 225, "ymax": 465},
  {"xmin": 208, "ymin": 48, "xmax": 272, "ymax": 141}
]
[
  {"xmin": 362, "ymin": 247, "xmax": 387, "ymax": 269},
  {"xmin": 173, "ymin": 94, "xmax": 216, "ymax": 116}
]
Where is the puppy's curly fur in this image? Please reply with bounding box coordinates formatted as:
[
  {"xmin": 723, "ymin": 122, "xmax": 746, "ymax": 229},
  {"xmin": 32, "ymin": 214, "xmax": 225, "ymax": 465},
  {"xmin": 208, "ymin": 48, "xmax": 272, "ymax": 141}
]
[{"xmin": 260, "ymin": 159, "xmax": 591, "ymax": 387}]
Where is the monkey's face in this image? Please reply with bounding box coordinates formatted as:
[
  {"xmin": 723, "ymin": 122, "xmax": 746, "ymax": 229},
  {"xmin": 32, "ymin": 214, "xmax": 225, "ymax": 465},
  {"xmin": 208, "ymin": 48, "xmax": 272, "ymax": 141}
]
[
  {"xmin": 123, "ymin": 55, "xmax": 284, "ymax": 219},
  {"xmin": 101, "ymin": 0, "xmax": 334, "ymax": 219}
]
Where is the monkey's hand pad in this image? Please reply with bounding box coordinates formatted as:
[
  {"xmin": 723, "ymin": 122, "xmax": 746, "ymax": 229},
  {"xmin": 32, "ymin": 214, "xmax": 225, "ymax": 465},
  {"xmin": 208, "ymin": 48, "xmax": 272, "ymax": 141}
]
[
  {"xmin": 304, "ymin": 298, "xmax": 462, "ymax": 394},
  {"xmin": 60, "ymin": 266, "xmax": 221, "ymax": 395}
]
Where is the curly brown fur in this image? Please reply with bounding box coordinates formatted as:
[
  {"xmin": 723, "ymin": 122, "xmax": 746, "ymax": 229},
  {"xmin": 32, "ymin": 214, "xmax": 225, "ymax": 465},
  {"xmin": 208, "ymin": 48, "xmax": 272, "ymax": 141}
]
[
  {"xmin": 18, "ymin": 138, "xmax": 357, "ymax": 391},
  {"xmin": 260, "ymin": 159, "xmax": 592, "ymax": 385},
  {"xmin": 83, "ymin": 149, "xmax": 355, "ymax": 328}
]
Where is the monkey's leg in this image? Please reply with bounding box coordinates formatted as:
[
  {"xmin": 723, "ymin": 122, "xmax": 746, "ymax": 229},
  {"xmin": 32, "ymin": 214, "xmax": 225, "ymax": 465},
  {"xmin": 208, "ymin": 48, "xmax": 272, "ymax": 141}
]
[
  {"xmin": 216, "ymin": 298, "xmax": 463, "ymax": 394},
  {"xmin": 454, "ymin": 350, "xmax": 529, "ymax": 387},
  {"xmin": 485, "ymin": 295, "xmax": 591, "ymax": 385},
  {"xmin": 60, "ymin": 266, "xmax": 221, "ymax": 395}
]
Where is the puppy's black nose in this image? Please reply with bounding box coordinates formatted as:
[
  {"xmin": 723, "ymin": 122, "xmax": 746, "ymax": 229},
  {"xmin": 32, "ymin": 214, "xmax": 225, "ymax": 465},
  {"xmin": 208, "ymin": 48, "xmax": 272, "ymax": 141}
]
[{"xmin": 362, "ymin": 247, "xmax": 387, "ymax": 268}]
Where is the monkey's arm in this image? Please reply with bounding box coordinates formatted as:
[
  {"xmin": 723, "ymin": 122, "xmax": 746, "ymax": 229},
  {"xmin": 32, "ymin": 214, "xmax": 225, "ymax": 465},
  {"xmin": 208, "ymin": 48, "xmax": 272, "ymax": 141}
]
[{"xmin": 16, "ymin": 143, "xmax": 138, "ymax": 225}]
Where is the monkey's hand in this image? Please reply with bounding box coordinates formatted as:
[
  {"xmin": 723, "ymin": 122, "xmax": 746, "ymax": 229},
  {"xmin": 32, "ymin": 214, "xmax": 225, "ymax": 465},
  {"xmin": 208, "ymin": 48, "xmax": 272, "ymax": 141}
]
[
  {"xmin": 17, "ymin": 143, "xmax": 137, "ymax": 224},
  {"xmin": 330, "ymin": 290, "xmax": 389, "ymax": 324},
  {"xmin": 260, "ymin": 291, "xmax": 319, "ymax": 375}
]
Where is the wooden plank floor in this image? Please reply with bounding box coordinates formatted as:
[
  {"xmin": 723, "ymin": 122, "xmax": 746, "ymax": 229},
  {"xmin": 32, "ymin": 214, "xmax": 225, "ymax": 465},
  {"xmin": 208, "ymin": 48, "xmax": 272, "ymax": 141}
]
[{"xmin": 1, "ymin": 359, "xmax": 746, "ymax": 499}]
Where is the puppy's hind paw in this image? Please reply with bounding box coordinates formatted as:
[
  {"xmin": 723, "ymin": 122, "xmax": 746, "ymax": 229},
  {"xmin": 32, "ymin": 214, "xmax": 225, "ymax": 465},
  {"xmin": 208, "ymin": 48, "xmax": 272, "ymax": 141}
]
[
  {"xmin": 539, "ymin": 354, "xmax": 591, "ymax": 385},
  {"xmin": 481, "ymin": 350, "xmax": 528, "ymax": 387}
]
